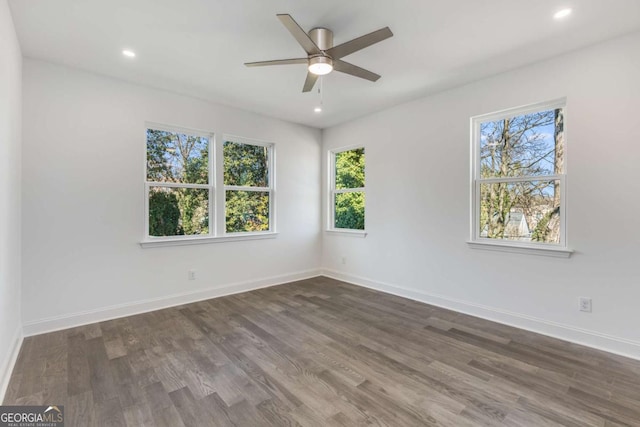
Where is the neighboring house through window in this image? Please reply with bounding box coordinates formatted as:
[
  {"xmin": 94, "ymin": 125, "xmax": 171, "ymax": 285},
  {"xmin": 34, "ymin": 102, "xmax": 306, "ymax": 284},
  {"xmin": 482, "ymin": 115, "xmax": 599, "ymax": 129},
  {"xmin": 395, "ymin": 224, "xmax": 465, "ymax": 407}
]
[{"xmin": 470, "ymin": 99, "xmax": 570, "ymax": 255}]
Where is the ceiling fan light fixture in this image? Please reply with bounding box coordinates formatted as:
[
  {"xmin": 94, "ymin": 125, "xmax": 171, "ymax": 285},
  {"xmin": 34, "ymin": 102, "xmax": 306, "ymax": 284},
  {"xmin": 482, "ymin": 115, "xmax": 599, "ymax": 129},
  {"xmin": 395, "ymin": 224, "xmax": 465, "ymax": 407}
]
[{"xmin": 308, "ymin": 56, "xmax": 333, "ymax": 75}]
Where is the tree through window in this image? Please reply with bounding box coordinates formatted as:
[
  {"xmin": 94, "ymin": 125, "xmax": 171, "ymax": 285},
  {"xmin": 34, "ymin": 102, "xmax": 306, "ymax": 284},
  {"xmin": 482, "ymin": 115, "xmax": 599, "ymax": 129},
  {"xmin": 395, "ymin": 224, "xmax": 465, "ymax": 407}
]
[
  {"xmin": 330, "ymin": 147, "xmax": 365, "ymax": 231},
  {"xmin": 223, "ymin": 139, "xmax": 273, "ymax": 233},
  {"xmin": 472, "ymin": 100, "xmax": 566, "ymax": 247},
  {"xmin": 146, "ymin": 128, "xmax": 210, "ymax": 237},
  {"xmin": 144, "ymin": 125, "xmax": 276, "ymax": 243}
]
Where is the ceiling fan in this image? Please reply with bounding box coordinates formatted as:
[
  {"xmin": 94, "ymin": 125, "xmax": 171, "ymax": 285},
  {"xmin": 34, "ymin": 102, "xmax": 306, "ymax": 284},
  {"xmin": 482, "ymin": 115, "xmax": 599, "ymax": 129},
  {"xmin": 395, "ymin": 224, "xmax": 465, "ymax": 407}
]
[{"xmin": 245, "ymin": 14, "xmax": 393, "ymax": 92}]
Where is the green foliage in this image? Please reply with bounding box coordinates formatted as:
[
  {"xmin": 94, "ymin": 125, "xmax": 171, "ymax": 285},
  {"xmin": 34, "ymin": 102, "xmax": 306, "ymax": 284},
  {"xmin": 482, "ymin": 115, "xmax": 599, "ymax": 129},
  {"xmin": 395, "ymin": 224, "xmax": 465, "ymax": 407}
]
[
  {"xmin": 226, "ymin": 191, "xmax": 269, "ymax": 232},
  {"xmin": 335, "ymin": 148, "xmax": 365, "ymax": 189},
  {"xmin": 146, "ymin": 129, "xmax": 208, "ymax": 184},
  {"xmin": 223, "ymin": 141, "xmax": 271, "ymax": 233},
  {"xmin": 334, "ymin": 148, "xmax": 365, "ymax": 230},
  {"xmin": 178, "ymin": 188, "xmax": 209, "ymax": 235},
  {"xmin": 224, "ymin": 141, "xmax": 269, "ymax": 187},
  {"xmin": 147, "ymin": 129, "xmax": 210, "ymax": 236},
  {"xmin": 335, "ymin": 192, "xmax": 365, "ymax": 230},
  {"xmin": 148, "ymin": 190, "xmax": 182, "ymax": 236}
]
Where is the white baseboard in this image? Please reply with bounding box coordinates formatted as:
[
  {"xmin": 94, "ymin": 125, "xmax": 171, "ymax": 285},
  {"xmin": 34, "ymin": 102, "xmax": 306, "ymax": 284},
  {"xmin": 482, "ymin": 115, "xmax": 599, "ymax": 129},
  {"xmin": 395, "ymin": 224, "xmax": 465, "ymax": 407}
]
[
  {"xmin": 321, "ymin": 269, "xmax": 640, "ymax": 361},
  {"xmin": 23, "ymin": 269, "xmax": 322, "ymax": 337},
  {"xmin": 0, "ymin": 325, "xmax": 24, "ymax": 404}
]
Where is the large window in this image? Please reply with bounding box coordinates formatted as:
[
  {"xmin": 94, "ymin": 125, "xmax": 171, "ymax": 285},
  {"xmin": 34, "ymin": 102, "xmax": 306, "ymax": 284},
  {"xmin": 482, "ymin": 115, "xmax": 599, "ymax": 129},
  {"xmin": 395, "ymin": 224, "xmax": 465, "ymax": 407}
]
[
  {"xmin": 146, "ymin": 127, "xmax": 212, "ymax": 238},
  {"xmin": 144, "ymin": 125, "xmax": 274, "ymax": 245},
  {"xmin": 471, "ymin": 99, "xmax": 568, "ymax": 254},
  {"xmin": 329, "ymin": 147, "xmax": 365, "ymax": 231},
  {"xmin": 224, "ymin": 138, "xmax": 274, "ymax": 233}
]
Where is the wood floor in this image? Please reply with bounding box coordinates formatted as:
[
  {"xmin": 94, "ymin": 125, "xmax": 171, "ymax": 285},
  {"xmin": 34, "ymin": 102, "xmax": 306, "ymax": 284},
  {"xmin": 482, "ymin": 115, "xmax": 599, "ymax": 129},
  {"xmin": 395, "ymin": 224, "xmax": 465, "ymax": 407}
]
[{"xmin": 4, "ymin": 277, "xmax": 640, "ymax": 426}]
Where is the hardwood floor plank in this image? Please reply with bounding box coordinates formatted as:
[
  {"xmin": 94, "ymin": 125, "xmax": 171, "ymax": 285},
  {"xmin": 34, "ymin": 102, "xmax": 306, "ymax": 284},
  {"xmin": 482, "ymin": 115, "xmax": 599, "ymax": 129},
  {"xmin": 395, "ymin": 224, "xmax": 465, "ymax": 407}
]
[{"xmin": 5, "ymin": 277, "xmax": 640, "ymax": 427}]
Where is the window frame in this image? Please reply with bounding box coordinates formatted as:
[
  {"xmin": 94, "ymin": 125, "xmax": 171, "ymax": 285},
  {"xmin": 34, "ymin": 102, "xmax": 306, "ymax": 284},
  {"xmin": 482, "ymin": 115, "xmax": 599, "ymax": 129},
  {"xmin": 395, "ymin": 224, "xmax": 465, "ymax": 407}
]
[
  {"xmin": 469, "ymin": 99, "xmax": 572, "ymax": 257},
  {"xmin": 327, "ymin": 145, "xmax": 367, "ymax": 236},
  {"xmin": 222, "ymin": 135, "xmax": 276, "ymax": 236},
  {"xmin": 141, "ymin": 124, "xmax": 277, "ymax": 248}
]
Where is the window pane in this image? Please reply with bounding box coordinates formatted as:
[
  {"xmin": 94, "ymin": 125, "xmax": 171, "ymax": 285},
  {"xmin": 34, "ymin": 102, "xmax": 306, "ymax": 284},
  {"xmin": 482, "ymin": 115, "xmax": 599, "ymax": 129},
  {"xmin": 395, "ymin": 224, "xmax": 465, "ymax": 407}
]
[
  {"xmin": 226, "ymin": 190, "xmax": 269, "ymax": 232},
  {"xmin": 224, "ymin": 141, "xmax": 269, "ymax": 187},
  {"xmin": 480, "ymin": 108, "xmax": 564, "ymax": 178},
  {"xmin": 148, "ymin": 187, "xmax": 209, "ymax": 236},
  {"xmin": 335, "ymin": 191, "xmax": 365, "ymax": 230},
  {"xmin": 335, "ymin": 148, "xmax": 365, "ymax": 189},
  {"xmin": 479, "ymin": 181, "xmax": 560, "ymax": 244},
  {"xmin": 146, "ymin": 129, "xmax": 209, "ymax": 184}
]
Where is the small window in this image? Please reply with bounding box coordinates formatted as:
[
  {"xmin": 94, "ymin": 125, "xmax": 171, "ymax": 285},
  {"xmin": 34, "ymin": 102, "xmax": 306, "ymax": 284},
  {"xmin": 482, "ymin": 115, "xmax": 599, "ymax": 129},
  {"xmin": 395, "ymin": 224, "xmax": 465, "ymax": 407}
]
[
  {"xmin": 471, "ymin": 99, "xmax": 567, "ymax": 251},
  {"xmin": 146, "ymin": 127, "xmax": 212, "ymax": 238},
  {"xmin": 224, "ymin": 138, "xmax": 274, "ymax": 233},
  {"xmin": 329, "ymin": 147, "xmax": 365, "ymax": 231}
]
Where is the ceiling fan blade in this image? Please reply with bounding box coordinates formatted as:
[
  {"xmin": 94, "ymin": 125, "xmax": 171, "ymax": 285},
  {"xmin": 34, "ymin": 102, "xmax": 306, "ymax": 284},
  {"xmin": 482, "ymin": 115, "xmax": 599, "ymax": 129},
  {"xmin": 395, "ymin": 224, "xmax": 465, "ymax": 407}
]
[
  {"xmin": 302, "ymin": 72, "xmax": 319, "ymax": 92},
  {"xmin": 326, "ymin": 27, "xmax": 393, "ymax": 59},
  {"xmin": 245, "ymin": 58, "xmax": 308, "ymax": 67},
  {"xmin": 277, "ymin": 14, "xmax": 322, "ymax": 56},
  {"xmin": 333, "ymin": 60, "xmax": 381, "ymax": 82}
]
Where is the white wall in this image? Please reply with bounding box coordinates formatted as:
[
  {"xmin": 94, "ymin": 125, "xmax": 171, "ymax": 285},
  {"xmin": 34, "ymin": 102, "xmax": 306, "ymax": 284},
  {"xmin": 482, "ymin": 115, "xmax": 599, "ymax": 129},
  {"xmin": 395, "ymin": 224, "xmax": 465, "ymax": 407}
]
[
  {"xmin": 322, "ymin": 32, "xmax": 640, "ymax": 358},
  {"xmin": 21, "ymin": 59, "xmax": 322, "ymax": 332},
  {"xmin": 0, "ymin": 0, "xmax": 23, "ymax": 398}
]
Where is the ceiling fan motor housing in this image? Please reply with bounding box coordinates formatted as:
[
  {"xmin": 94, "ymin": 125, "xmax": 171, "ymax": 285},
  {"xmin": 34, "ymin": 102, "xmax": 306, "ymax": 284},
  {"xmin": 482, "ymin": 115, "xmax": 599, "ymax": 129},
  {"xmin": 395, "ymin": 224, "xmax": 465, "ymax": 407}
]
[{"xmin": 309, "ymin": 27, "xmax": 333, "ymax": 51}]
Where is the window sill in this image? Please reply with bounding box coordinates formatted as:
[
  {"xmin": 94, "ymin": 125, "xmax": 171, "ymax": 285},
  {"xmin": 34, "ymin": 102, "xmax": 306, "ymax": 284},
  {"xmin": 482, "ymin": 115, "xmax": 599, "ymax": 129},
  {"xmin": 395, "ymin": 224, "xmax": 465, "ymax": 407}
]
[
  {"xmin": 467, "ymin": 240, "xmax": 573, "ymax": 258},
  {"xmin": 325, "ymin": 229, "xmax": 368, "ymax": 238},
  {"xmin": 140, "ymin": 232, "xmax": 278, "ymax": 248}
]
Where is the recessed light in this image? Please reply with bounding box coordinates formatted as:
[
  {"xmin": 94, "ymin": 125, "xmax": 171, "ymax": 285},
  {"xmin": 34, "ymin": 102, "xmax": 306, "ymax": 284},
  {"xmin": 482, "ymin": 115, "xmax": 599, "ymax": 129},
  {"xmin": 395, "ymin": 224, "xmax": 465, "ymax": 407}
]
[
  {"xmin": 553, "ymin": 8, "xmax": 572, "ymax": 20},
  {"xmin": 314, "ymin": 107, "xmax": 322, "ymax": 113},
  {"xmin": 122, "ymin": 49, "xmax": 136, "ymax": 58}
]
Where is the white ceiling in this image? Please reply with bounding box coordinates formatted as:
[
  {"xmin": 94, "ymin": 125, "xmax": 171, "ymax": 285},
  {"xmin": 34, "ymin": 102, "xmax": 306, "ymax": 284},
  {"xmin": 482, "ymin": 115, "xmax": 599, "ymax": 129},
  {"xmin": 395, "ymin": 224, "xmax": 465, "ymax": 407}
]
[{"xmin": 9, "ymin": 0, "xmax": 640, "ymax": 129}]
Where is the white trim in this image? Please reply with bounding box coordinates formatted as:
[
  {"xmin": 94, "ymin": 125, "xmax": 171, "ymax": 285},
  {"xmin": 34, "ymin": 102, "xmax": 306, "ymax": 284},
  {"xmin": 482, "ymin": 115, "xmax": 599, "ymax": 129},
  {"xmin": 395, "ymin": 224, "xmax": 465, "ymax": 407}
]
[
  {"xmin": 471, "ymin": 98, "xmax": 567, "ymax": 123},
  {"xmin": 320, "ymin": 270, "xmax": 640, "ymax": 361},
  {"xmin": 467, "ymin": 240, "xmax": 573, "ymax": 258},
  {"xmin": 224, "ymin": 185, "xmax": 271, "ymax": 192},
  {"xmin": 146, "ymin": 182, "xmax": 210, "ymax": 189},
  {"xmin": 0, "ymin": 325, "xmax": 23, "ymax": 403},
  {"xmin": 22, "ymin": 269, "xmax": 321, "ymax": 337},
  {"xmin": 140, "ymin": 231, "xmax": 277, "ymax": 248},
  {"xmin": 477, "ymin": 175, "xmax": 560, "ymax": 184},
  {"xmin": 333, "ymin": 187, "xmax": 365, "ymax": 193},
  {"xmin": 325, "ymin": 229, "xmax": 368, "ymax": 238},
  {"xmin": 222, "ymin": 134, "xmax": 276, "ymax": 148},
  {"xmin": 145, "ymin": 121, "xmax": 214, "ymax": 138}
]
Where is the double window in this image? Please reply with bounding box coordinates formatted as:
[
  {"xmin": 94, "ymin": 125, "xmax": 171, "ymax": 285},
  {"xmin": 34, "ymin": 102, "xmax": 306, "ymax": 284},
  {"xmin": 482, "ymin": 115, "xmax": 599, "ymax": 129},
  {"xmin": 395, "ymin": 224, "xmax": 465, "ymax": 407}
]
[
  {"xmin": 329, "ymin": 147, "xmax": 365, "ymax": 231},
  {"xmin": 144, "ymin": 125, "xmax": 274, "ymax": 244},
  {"xmin": 470, "ymin": 99, "xmax": 569, "ymax": 255}
]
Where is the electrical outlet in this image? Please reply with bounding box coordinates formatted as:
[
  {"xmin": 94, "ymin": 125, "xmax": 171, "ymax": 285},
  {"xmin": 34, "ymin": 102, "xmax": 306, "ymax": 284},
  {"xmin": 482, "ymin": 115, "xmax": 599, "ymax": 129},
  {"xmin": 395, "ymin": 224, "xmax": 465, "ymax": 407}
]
[
  {"xmin": 579, "ymin": 297, "xmax": 592, "ymax": 312},
  {"xmin": 188, "ymin": 270, "xmax": 197, "ymax": 281},
  {"xmin": 341, "ymin": 257, "xmax": 347, "ymax": 265}
]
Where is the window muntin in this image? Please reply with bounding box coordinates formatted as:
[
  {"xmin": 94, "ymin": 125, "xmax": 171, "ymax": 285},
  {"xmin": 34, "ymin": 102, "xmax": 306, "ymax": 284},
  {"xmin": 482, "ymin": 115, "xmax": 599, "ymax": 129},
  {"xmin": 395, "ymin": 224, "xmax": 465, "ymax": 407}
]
[
  {"xmin": 223, "ymin": 139, "xmax": 274, "ymax": 233},
  {"xmin": 472, "ymin": 100, "xmax": 566, "ymax": 248},
  {"xmin": 330, "ymin": 147, "xmax": 365, "ymax": 231}
]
